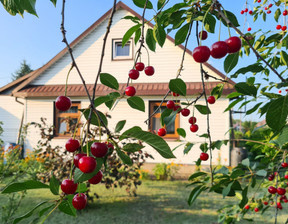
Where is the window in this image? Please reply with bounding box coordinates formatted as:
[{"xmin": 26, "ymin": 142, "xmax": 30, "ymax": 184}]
[
  {"xmin": 112, "ymin": 39, "xmax": 133, "ymax": 60},
  {"xmin": 149, "ymin": 101, "xmax": 179, "ymax": 139},
  {"xmin": 55, "ymin": 102, "xmax": 81, "ymax": 137}
]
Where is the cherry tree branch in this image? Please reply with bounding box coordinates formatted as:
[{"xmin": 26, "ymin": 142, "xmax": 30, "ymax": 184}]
[{"xmin": 213, "ymin": 0, "xmax": 286, "ymax": 83}]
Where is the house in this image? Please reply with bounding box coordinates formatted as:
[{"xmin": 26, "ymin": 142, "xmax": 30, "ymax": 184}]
[{"xmin": 0, "ymin": 1, "xmax": 235, "ymax": 169}]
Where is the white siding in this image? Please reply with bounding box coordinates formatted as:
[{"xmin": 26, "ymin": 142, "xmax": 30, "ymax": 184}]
[
  {"xmin": 31, "ymin": 9, "xmax": 225, "ymax": 86},
  {"xmin": 0, "ymin": 96, "xmax": 23, "ymax": 144}
]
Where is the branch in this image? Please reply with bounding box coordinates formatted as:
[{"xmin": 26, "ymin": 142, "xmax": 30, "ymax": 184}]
[{"xmin": 213, "ymin": 0, "xmax": 286, "ymax": 83}]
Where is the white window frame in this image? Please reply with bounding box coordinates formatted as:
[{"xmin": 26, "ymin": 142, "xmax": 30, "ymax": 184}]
[{"xmin": 112, "ymin": 38, "xmax": 133, "ymax": 60}]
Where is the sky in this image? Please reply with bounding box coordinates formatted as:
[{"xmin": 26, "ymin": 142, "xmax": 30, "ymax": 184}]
[{"xmin": 0, "ymin": 0, "xmax": 280, "ymax": 121}]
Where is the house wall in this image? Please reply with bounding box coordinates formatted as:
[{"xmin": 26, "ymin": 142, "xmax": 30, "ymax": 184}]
[
  {"xmin": 0, "ymin": 96, "xmax": 24, "ymax": 145},
  {"xmin": 24, "ymin": 96, "xmax": 230, "ymax": 165},
  {"xmin": 31, "ymin": 9, "xmax": 225, "ymax": 87}
]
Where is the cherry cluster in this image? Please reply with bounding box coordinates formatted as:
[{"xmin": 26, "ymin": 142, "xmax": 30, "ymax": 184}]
[
  {"xmin": 192, "ymin": 31, "xmax": 242, "ymax": 64},
  {"xmin": 245, "ymin": 162, "xmax": 288, "ymax": 213},
  {"xmin": 125, "ymin": 62, "xmax": 155, "ymax": 97},
  {"xmin": 55, "ymin": 98, "xmax": 113, "ymax": 210}
]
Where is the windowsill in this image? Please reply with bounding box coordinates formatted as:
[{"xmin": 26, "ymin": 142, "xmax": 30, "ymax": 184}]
[
  {"xmin": 53, "ymin": 136, "xmax": 79, "ymax": 139},
  {"xmin": 112, "ymin": 58, "xmax": 133, "ymax": 61}
]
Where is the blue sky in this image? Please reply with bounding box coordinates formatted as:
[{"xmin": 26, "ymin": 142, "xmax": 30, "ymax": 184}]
[{"xmin": 0, "ymin": 0, "xmax": 280, "ymax": 121}]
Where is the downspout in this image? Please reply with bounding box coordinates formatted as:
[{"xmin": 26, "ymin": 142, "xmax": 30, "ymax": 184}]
[{"xmin": 15, "ymin": 97, "xmax": 24, "ymax": 147}]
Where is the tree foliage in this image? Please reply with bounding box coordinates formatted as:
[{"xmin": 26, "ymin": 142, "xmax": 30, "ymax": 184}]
[{"xmin": 11, "ymin": 60, "xmax": 33, "ymax": 81}]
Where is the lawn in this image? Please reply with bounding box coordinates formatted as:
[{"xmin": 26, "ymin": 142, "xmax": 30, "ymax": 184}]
[{"xmin": 0, "ymin": 180, "xmax": 287, "ymax": 224}]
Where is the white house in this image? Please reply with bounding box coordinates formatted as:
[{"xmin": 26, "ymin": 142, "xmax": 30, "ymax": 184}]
[{"xmin": 0, "ymin": 2, "xmax": 235, "ymax": 168}]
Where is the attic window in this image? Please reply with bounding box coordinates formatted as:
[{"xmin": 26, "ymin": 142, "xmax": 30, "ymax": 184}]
[{"xmin": 112, "ymin": 39, "xmax": 133, "ymax": 60}]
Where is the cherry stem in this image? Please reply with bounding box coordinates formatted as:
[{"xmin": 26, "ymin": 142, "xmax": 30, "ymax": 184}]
[
  {"xmin": 86, "ymin": 124, "xmax": 90, "ymax": 157},
  {"xmin": 69, "ymin": 155, "xmax": 74, "ymax": 180},
  {"xmin": 40, "ymin": 199, "xmax": 63, "ymax": 224},
  {"xmin": 220, "ymin": 6, "xmax": 231, "ymax": 37},
  {"xmin": 200, "ymin": 4, "xmax": 213, "ymax": 46},
  {"xmin": 64, "ymin": 64, "xmax": 74, "ymax": 96}
]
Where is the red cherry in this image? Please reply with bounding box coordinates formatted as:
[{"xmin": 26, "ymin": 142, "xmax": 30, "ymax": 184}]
[
  {"xmin": 225, "ymin": 36, "xmax": 242, "ymax": 53},
  {"xmin": 207, "ymin": 96, "xmax": 216, "ymax": 104},
  {"xmin": 254, "ymin": 207, "xmax": 259, "ymax": 212},
  {"xmin": 240, "ymin": 10, "xmax": 244, "ymax": 14},
  {"xmin": 55, "ymin": 96, "xmax": 72, "ymax": 111},
  {"xmin": 65, "ymin": 138, "xmax": 80, "ymax": 153},
  {"xmin": 210, "ymin": 41, "xmax": 228, "ymax": 59},
  {"xmin": 282, "ymin": 26, "xmax": 287, "ymax": 31},
  {"xmin": 173, "ymin": 105, "xmax": 181, "ymax": 113},
  {"xmin": 74, "ymin": 153, "xmax": 87, "ymax": 168},
  {"xmin": 125, "ymin": 86, "xmax": 136, "ymax": 97},
  {"xmin": 280, "ymin": 195, "xmax": 287, "ymax": 201},
  {"xmin": 129, "ymin": 69, "xmax": 140, "ymax": 80},
  {"xmin": 181, "ymin": 108, "xmax": 190, "ymax": 117},
  {"xmin": 283, "ymin": 10, "xmax": 288, "ymax": 16},
  {"xmin": 192, "ymin": 46, "xmax": 210, "ymax": 63},
  {"xmin": 285, "ymin": 175, "xmax": 288, "ymax": 179},
  {"xmin": 263, "ymin": 201, "xmax": 268, "ymax": 205},
  {"xmin": 135, "ymin": 62, "xmax": 145, "ymax": 71},
  {"xmin": 144, "ymin": 66, "xmax": 155, "ymax": 76},
  {"xmin": 190, "ymin": 124, "xmax": 199, "ymax": 132},
  {"xmin": 268, "ymin": 4, "xmax": 273, "ymax": 8},
  {"xmin": 188, "ymin": 117, "xmax": 197, "ymax": 124},
  {"xmin": 244, "ymin": 8, "xmax": 248, "ymax": 12},
  {"xmin": 268, "ymin": 186, "xmax": 277, "ymax": 194},
  {"xmin": 267, "ymin": 10, "xmax": 271, "ymax": 14},
  {"xmin": 277, "ymin": 202, "xmax": 282, "ymax": 210},
  {"xmin": 268, "ymin": 174, "xmax": 275, "ymax": 181},
  {"xmin": 78, "ymin": 156, "xmax": 96, "ymax": 173},
  {"xmin": 172, "ymin": 92, "xmax": 179, "ymax": 97},
  {"xmin": 284, "ymin": 199, "xmax": 288, "ymax": 203},
  {"xmin": 276, "ymin": 25, "xmax": 282, "ymax": 30},
  {"xmin": 166, "ymin": 100, "xmax": 175, "ymax": 109},
  {"xmin": 198, "ymin": 31, "xmax": 208, "ymax": 40},
  {"xmin": 265, "ymin": 7, "xmax": 268, "ymax": 10},
  {"xmin": 61, "ymin": 179, "xmax": 78, "ymax": 195},
  {"xmin": 91, "ymin": 142, "xmax": 108, "ymax": 158},
  {"xmin": 200, "ymin": 152, "xmax": 209, "ymax": 161},
  {"xmin": 88, "ymin": 170, "xmax": 103, "ymax": 184},
  {"xmin": 72, "ymin": 193, "xmax": 87, "ymax": 210},
  {"xmin": 247, "ymin": 27, "xmax": 252, "ymax": 31},
  {"xmin": 277, "ymin": 187, "xmax": 286, "ymax": 195},
  {"xmin": 279, "ymin": 90, "xmax": 282, "ymax": 94},
  {"xmin": 282, "ymin": 162, "xmax": 288, "ymax": 168},
  {"xmin": 249, "ymin": 10, "xmax": 253, "ymax": 15},
  {"xmin": 257, "ymin": 0, "xmax": 261, "ymax": 3},
  {"xmin": 158, "ymin": 128, "xmax": 167, "ymax": 136},
  {"xmin": 244, "ymin": 204, "xmax": 250, "ymax": 209},
  {"xmin": 106, "ymin": 142, "xmax": 114, "ymax": 149}
]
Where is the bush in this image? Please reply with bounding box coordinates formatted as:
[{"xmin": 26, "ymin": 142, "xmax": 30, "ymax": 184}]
[{"xmin": 153, "ymin": 162, "xmax": 180, "ymax": 180}]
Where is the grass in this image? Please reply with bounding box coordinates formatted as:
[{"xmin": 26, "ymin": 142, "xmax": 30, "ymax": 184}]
[{"xmin": 0, "ymin": 180, "xmax": 287, "ymax": 224}]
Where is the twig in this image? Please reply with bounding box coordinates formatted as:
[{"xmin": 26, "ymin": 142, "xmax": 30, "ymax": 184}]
[{"xmin": 213, "ymin": 0, "xmax": 286, "ymax": 83}]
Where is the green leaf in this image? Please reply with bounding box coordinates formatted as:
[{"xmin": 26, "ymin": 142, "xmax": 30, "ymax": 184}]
[
  {"xmin": 20, "ymin": 0, "xmax": 38, "ymax": 16},
  {"xmin": 122, "ymin": 24, "xmax": 142, "ymax": 47},
  {"xmin": 226, "ymin": 92, "xmax": 243, "ymax": 99},
  {"xmin": 157, "ymin": 0, "xmax": 165, "ymax": 10},
  {"xmin": 230, "ymin": 169, "xmax": 245, "ymax": 179},
  {"xmin": 169, "ymin": 78, "xmax": 186, "ymax": 96},
  {"xmin": 256, "ymin": 169, "xmax": 267, "ymax": 177},
  {"xmin": 94, "ymin": 92, "xmax": 120, "ymax": 108},
  {"xmin": 164, "ymin": 109, "xmax": 179, "ymax": 127},
  {"xmin": 184, "ymin": 143, "xmax": 194, "ymax": 154},
  {"xmin": 50, "ymin": 0, "xmax": 57, "ymax": 7},
  {"xmin": 234, "ymin": 82, "xmax": 257, "ymax": 97},
  {"xmin": 239, "ymin": 186, "xmax": 248, "ymax": 208},
  {"xmin": 39, "ymin": 205, "xmax": 54, "ymax": 217},
  {"xmin": 76, "ymin": 183, "xmax": 88, "ymax": 193},
  {"xmin": 74, "ymin": 158, "xmax": 104, "ymax": 183},
  {"xmin": 115, "ymin": 120, "xmax": 126, "ymax": 133},
  {"xmin": 280, "ymin": 51, "xmax": 288, "ymax": 66},
  {"xmin": 266, "ymin": 95, "xmax": 288, "ymax": 131},
  {"xmin": 116, "ymin": 150, "xmax": 133, "ymax": 165},
  {"xmin": 175, "ymin": 23, "xmax": 190, "ymax": 45},
  {"xmin": 224, "ymin": 98, "xmax": 244, "ymax": 112},
  {"xmin": 195, "ymin": 104, "xmax": 211, "ymax": 114},
  {"xmin": 271, "ymin": 125, "xmax": 288, "ymax": 148},
  {"xmin": 211, "ymin": 84, "xmax": 224, "ymax": 99},
  {"xmin": 204, "ymin": 13, "xmax": 216, "ymax": 33},
  {"xmin": 146, "ymin": 28, "xmax": 156, "ymax": 52},
  {"xmin": 123, "ymin": 143, "xmax": 144, "ymax": 153},
  {"xmin": 100, "ymin": 73, "xmax": 119, "ymax": 90},
  {"xmin": 215, "ymin": 166, "xmax": 229, "ymax": 175},
  {"xmin": 2, "ymin": 180, "xmax": 49, "ymax": 194},
  {"xmin": 242, "ymin": 158, "xmax": 250, "ymax": 167},
  {"xmin": 58, "ymin": 195, "xmax": 76, "ymax": 217},
  {"xmin": 274, "ymin": 8, "xmax": 281, "ymax": 22},
  {"xmin": 80, "ymin": 109, "xmax": 108, "ymax": 127},
  {"xmin": 188, "ymin": 185, "xmax": 207, "ymax": 205},
  {"xmin": 13, "ymin": 201, "xmax": 47, "ymax": 224},
  {"xmin": 122, "ymin": 16, "xmax": 140, "ymax": 23},
  {"xmin": 132, "ymin": 0, "xmax": 153, "ymax": 9},
  {"xmin": 246, "ymin": 102, "xmax": 262, "ymax": 115},
  {"xmin": 134, "ymin": 28, "xmax": 141, "ymax": 45},
  {"xmin": 120, "ymin": 126, "xmax": 175, "ymax": 158},
  {"xmin": 127, "ymin": 96, "xmax": 145, "ymax": 112},
  {"xmin": 153, "ymin": 23, "xmax": 166, "ymax": 47},
  {"xmin": 188, "ymin": 172, "xmax": 207, "ymax": 180},
  {"xmin": 160, "ymin": 108, "xmax": 172, "ymax": 126},
  {"xmin": 49, "ymin": 175, "xmax": 60, "ymax": 195},
  {"xmin": 232, "ymin": 64, "xmax": 264, "ymax": 78},
  {"xmin": 221, "ymin": 10, "xmax": 240, "ymax": 27},
  {"xmin": 177, "ymin": 128, "xmax": 186, "ymax": 138},
  {"xmin": 222, "ymin": 182, "xmax": 233, "ymax": 198},
  {"xmin": 224, "ymin": 52, "xmax": 239, "ymax": 73}
]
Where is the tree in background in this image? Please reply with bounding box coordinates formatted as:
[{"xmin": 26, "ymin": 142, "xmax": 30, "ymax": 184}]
[{"xmin": 11, "ymin": 60, "xmax": 33, "ymax": 81}]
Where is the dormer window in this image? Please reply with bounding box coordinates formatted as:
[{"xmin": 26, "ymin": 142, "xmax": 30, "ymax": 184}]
[{"xmin": 112, "ymin": 38, "xmax": 133, "ymax": 60}]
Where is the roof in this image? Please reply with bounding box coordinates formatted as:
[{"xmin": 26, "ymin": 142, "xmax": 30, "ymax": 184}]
[
  {"xmin": 1, "ymin": 1, "xmax": 235, "ymax": 97},
  {"xmin": 13, "ymin": 82, "xmax": 234, "ymax": 98}
]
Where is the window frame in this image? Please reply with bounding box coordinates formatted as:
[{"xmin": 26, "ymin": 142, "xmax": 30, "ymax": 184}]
[
  {"xmin": 112, "ymin": 38, "xmax": 134, "ymax": 61},
  {"xmin": 54, "ymin": 102, "xmax": 81, "ymax": 137},
  {"xmin": 149, "ymin": 101, "xmax": 180, "ymax": 140}
]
